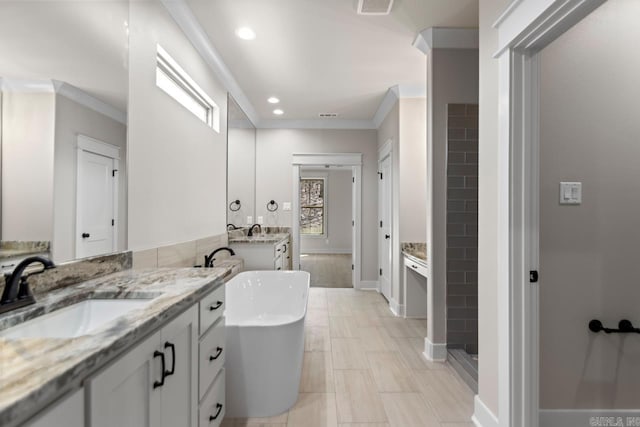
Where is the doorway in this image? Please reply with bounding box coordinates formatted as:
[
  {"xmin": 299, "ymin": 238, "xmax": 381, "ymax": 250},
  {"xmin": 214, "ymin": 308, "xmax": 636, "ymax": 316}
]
[
  {"xmin": 495, "ymin": 0, "xmax": 638, "ymax": 425},
  {"xmin": 378, "ymin": 143, "xmax": 392, "ymax": 300},
  {"xmin": 291, "ymin": 153, "xmax": 362, "ymax": 289},
  {"xmin": 76, "ymin": 135, "xmax": 119, "ymax": 259},
  {"xmin": 299, "ymin": 168, "xmax": 353, "ymax": 288}
]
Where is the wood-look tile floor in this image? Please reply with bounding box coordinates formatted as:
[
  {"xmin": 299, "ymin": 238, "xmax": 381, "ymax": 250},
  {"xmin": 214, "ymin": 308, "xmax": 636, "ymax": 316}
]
[
  {"xmin": 300, "ymin": 254, "xmax": 353, "ymax": 288},
  {"xmin": 222, "ymin": 288, "xmax": 475, "ymax": 427}
]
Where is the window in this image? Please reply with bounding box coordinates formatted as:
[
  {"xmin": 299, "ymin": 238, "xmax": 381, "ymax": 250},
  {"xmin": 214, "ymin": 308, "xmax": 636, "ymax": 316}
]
[
  {"xmin": 155, "ymin": 45, "xmax": 220, "ymax": 132},
  {"xmin": 300, "ymin": 178, "xmax": 326, "ymax": 235}
]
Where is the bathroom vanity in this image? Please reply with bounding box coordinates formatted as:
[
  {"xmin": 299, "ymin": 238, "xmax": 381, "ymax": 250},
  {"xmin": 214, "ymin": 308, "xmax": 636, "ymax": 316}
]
[
  {"xmin": 402, "ymin": 243, "xmax": 428, "ymax": 318},
  {"xmin": 229, "ymin": 233, "xmax": 291, "ymax": 271},
  {"xmin": 0, "ymin": 267, "xmax": 232, "ymax": 427}
]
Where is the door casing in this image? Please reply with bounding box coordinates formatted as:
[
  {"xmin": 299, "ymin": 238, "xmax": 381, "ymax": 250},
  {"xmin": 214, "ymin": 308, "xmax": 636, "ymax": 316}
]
[{"xmin": 75, "ymin": 135, "xmax": 120, "ymax": 259}]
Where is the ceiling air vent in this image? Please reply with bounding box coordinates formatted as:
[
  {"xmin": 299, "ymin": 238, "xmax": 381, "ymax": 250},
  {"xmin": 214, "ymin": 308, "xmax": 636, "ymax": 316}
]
[
  {"xmin": 357, "ymin": 0, "xmax": 394, "ymax": 15},
  {"xmin": 319, "ymin": 113, "xmax": 339, "ymax": 118}
]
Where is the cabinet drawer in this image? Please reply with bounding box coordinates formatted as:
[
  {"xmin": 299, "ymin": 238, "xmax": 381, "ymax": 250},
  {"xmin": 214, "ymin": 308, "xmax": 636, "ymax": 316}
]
[
  {"xmin": 199, "ymin": 285, "xmax": 225, "ymax": 335},
  {"xmin": 405, "ymin": 258, "xmax": 428, "ymax": 278},
  {"xmin": 199, "ymin": 319, "xmax": 225, "ymax": 399},
  {"xmin": 199, "ymin": 369, "xmax": 225, "ymax": 427}
]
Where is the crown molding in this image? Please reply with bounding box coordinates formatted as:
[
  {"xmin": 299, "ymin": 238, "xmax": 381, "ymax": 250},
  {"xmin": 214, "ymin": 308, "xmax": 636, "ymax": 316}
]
[
  {"xmin": 0, "ymin": 77, "xmax": 55, "ymax": 93},
  {"xmin": 413, "ymin": 27, "xmax": 479, "ymax": 54},
  {"xmin": 257, "ymin": 118, "xmax": 376, "ymax": 130},
  {"xmin": 371, "ymin": 84, "xmax": 426, "ymax": 129},
  {"xmin": 160, "ymin": 0, "xmax": 260, "ymax": 126},
  {"xmin": 53, "ymin": 81, "xmax": 127, "ymax": 124},
  {"xmin": 0, "ymin": 78, "xmax": 126, "ymax": 124}
]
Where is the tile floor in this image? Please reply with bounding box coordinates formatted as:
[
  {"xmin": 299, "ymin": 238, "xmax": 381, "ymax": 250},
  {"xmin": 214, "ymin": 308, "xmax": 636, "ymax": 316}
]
[
  {"xmin": 300, "ymin": 254, "xmax": 353, "ymax": 288},
  {"xmin": 222, "ymin": 288, "xmax": 475, "ymax": 427}
]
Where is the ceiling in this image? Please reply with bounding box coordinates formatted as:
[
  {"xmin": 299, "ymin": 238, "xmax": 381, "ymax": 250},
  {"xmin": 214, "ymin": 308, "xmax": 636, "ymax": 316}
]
[
  {"xmin": 0, "ymin": 1, "xmax": 129, "ymax": 112},
  {"xmin": 186, "ymin": 0, "xmax": 478, "ymax": 123}
]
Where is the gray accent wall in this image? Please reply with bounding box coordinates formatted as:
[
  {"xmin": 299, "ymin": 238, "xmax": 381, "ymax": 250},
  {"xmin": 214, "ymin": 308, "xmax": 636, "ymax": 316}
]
[
  {"xmin": 446, "ymin": 103, "xmax": 478, "ymax": 354},
  {"xmin": 539, "ymin": 0, "xmax": 640, "ymax": 409}
]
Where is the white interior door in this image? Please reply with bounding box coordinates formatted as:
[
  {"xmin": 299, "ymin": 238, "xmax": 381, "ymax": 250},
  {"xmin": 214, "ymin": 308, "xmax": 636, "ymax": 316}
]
[
  {"xmin": 378, "ymin": 155, "xmax": 392, "ymax": 300},
  {"xmin": 77, "ymin": 149, "xmax": 116, "ymax": 259}
]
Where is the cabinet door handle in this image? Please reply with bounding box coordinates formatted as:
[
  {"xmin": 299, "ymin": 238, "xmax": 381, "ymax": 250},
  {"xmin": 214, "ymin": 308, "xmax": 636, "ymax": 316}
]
[
  {"xmin": 153, "ymin": 351, "xmax": 166, "ymax": 389},
  {"xmin": 209, "ymin": 403, "xmax": 223, "ymax": 422},
  {"xmin": 209, "ymin": 347, "xmax": 223, "ymax": 361},
  {"xmin": 82, "ymin": 232, "xmax": 91, "ymax": 239},
  {"xmin": 385, "ymin": 234, "xmax": 390, "ymax": 239},
  {"xmin": 209, "ymin": 301, "xmax": 223, "ymax": 311},
  {"xmin": 164, "ymin": 342, "xmax": 176, "ymax": 377},
  {"xmin": 412, "ymin": 265, "xmax": 418, "ymax": 269}
]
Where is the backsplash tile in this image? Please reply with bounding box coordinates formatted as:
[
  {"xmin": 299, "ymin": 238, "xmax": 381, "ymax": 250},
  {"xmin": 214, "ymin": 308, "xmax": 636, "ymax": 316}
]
[{"xmin": 158, "ymin": 241, "xmax": 197, "ymax": 268}]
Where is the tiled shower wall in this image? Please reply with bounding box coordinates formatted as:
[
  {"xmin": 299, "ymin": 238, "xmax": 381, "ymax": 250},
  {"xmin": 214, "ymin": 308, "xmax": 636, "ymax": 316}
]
[{"xmin": 446, "ymin": 103, "xmax": 479, "ymax": 354}]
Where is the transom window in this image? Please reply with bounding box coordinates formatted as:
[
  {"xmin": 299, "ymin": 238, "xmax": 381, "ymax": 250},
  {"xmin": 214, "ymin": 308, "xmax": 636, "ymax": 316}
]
[
  {"xmin": 155, "ymin": 45, "xmax": 220, "ymax": 132},
  {"xmin": 300, "ymin": 178, "xmax": 326, "ymax": 235}
]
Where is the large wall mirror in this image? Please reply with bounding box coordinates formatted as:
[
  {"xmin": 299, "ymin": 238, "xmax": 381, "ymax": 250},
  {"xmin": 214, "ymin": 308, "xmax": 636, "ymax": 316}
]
[
  {"xmin": 227, "ymin": 95, "xmax": 256, "ymax": 228},
  {"xmin": 0, "ymin": 1, "xmax": 129, "ymax": 264}
]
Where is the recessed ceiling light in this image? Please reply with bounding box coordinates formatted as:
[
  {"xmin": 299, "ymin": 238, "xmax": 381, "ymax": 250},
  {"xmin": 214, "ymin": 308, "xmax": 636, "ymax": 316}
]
[
  {"xmin": 273, "ymin": 109, "xmax": 284, "ymax": 115},
  {"xmin": 235, "ymin": 27, "xmax": 256, "ymax": 40},
  {"xmin": 268, "ymin": 97, "xmax": 280, "ymax": 104}
]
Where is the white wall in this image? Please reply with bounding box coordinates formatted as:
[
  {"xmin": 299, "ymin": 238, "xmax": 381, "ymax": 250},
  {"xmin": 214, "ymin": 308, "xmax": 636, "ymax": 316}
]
[
  {"xmin": 1, "ymin": 91, "xmax": 55, "ymax": 241},
  {"xmin": 376, "ymin": 98, "xmax": 427, "ymax": 307},
  {"xmin": 255, "ymin": 129, "xmax": 378, "ymax": 281},
  {"xmin": 539, "ymin": 0, "xmax": 640, "ymax": 409},
  {"xmin": 127, "ymin": 1, "xmax": 228, "ymax": 251},
  {"xmin": 399, "ymin": 97, "xmax": 427, "ymax": 243},
  {"xmin": 478, "ymin": 0, "xmax": 510, "ymax": 416},
  {"xmin": 53, "ymin": 94, "xmax": 127, "ymax": 262},
  {"xmin": 300, "ymin": 169, "xmax": 352, "ymax": 254},
  {"xmin": 227, "ymin": 127, "xmax": 256, "ymax": 227}
]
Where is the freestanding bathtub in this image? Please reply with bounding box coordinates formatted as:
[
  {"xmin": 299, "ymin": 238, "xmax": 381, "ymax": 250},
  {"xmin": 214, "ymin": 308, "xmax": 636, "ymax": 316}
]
[{"xmin": 224, "ymin": 270, "xmax": 310, "ymax": 418}]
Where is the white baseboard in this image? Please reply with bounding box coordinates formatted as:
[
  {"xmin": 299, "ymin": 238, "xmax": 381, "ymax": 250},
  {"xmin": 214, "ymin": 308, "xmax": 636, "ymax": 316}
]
[
  {"xmin": 472, "ymin": 396, "xmax": 499, "ymax": 427},
  {"xmin": 358, "ymin": 280, "xmax": 379, "ymax": 290},
  {"xmin": 539, "ymin": 409, "xmax": 640, "ymax": 427},
  {"xmin": 423, "ymin": 337, "xmax": 447, "ymax": 362},
  {"xmin": 388, "ymin": 298, "xmax": 404, "ymax": 317},
  {"xmin": 300, "ymin": 249, "xmax": 352, "ymax": 254}
]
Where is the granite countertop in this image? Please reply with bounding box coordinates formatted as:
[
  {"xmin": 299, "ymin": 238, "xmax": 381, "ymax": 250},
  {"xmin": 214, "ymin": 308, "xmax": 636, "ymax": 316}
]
[
  {"xmin": 401, "ymin": 242, "xmax": 427, "ymax": 263},
  {"xmin": 0, "ymin": 267, "xmax": 232, "ymax": 426},
  {"xmin": 228, "ymin": 232, "xmax": 290, "ymax": 244}
]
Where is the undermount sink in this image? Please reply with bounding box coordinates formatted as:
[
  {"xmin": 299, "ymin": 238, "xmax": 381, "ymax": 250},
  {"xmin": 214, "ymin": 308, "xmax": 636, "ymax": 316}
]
[{"xmin": 0, "ymin": 299, "xmax": 154, "ymax": 339}]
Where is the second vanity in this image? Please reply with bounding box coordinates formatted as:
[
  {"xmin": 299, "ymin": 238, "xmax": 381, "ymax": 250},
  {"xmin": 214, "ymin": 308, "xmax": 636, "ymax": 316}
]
[
  {"xmin": 0, "ymin": 266, "xmax": 234, "ymax": 427},
  {"xmin": 402, "ymin": 242, "xmax": 428, "ymax": 318},
  {"xmin": 228, "ymin": 230, "xmax": 290, "ymax": 271}
]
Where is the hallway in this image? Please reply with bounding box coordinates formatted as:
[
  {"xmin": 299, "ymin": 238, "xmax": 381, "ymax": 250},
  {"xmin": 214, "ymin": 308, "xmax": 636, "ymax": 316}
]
[{"xmin": 222, "ymin": 288, "xmax": 474, "ymax": 427}]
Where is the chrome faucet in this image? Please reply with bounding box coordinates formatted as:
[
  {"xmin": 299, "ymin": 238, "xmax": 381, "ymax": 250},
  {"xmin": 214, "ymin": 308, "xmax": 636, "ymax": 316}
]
[
  {"xmin": 247, "ymin": 224, "xmax": 262, "ymax": 237},
  {"xmin": 0, "ymin": 256, "xmax": 55, "ymax": 315},
  {"xmin": 204, "ymin": 247, "xmax": 236, "ymax": 268}
]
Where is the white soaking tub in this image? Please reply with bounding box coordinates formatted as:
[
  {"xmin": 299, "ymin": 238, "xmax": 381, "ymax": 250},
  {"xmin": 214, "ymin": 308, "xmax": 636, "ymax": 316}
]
[{"xmin": 224, "ymin": 270, "xmax": 310, "ymax": 418}]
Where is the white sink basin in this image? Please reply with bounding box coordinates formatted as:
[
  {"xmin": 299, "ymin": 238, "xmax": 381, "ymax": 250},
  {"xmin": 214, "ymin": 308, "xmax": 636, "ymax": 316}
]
[{"xmin": 0, "ymin": 299, "xmax": 154, "ymax": 339}]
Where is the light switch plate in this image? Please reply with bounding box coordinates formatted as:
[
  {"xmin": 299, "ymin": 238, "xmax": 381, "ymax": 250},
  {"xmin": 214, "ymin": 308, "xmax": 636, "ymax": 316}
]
[
  {"xmin": 283, "ymin": 202, "xmax": 292, "ymax": 211},
  {"xmin": 247, "ymin": 216, "xmax": 253, "ymax": 224},
  {"xmin": 559, "ymin": 182, "xmax": 582, "ymax": 205},
  {"xmin": 257, "ymin": 216, "xmax": 264, "ymax": 224}
]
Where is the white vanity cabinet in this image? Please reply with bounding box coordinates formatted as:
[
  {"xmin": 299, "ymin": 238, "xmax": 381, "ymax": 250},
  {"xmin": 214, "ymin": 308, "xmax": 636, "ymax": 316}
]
[
  {"xmin": 24, "ymin": 389, "xmax": 84, "ymax": 427},
  {"xmin": 89, "ymin": 305, "xmax": 199, "ymax": 427},
  {"xmin": 197, "ymin": 286, "xmax": 226, "ymax": 427},
  {"xmin": 230, "ymin": 237, "xmax": 290, "ymax": 271}
]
